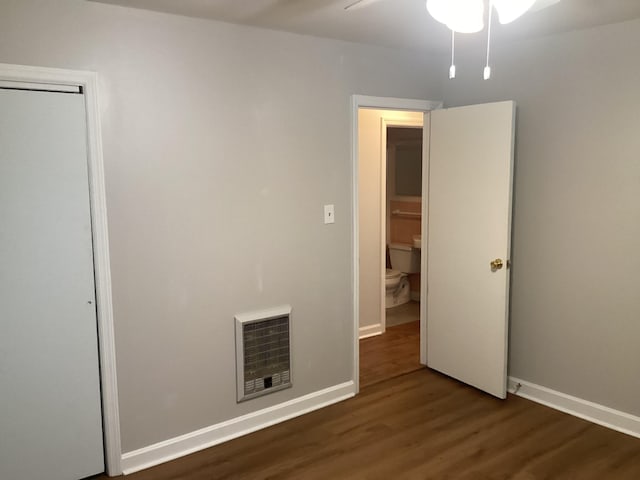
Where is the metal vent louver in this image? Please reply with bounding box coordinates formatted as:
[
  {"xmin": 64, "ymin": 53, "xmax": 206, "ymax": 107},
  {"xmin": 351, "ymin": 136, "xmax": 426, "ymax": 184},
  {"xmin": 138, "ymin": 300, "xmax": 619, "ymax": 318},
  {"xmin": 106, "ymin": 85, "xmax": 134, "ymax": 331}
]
[{"xmin": 235, "ymin": 305, "xmax": 292, "ymax": 402}]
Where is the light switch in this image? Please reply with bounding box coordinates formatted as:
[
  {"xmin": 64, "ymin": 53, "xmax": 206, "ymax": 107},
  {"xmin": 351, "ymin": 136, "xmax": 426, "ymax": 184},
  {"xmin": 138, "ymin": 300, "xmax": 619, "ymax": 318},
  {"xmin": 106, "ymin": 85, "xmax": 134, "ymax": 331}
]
[{"xmin": 324, "ymin": 204, "xmax": 335, "ymax": 224}]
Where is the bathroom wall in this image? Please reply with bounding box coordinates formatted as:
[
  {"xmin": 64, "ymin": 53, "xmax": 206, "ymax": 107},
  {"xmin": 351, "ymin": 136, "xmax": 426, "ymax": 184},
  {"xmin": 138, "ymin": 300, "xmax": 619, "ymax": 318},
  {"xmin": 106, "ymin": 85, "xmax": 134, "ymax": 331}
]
[
  {"xmin": 389, "ymin": 200, "xmax": 421, "ymax": 245},
  {"xmin": 443, "ymin": 18, "xmax": 640, "ymax": 417},
  {"xmin": 0, "ymin": 0, "xmax": 445, "ymax": 455},
  {"xmin": 358, "ymin": 109, "xmax": 424, "ymax": 337},
  {"xmin": 389, "ymin": 200, "xmax": 421, "ymax": 297}
]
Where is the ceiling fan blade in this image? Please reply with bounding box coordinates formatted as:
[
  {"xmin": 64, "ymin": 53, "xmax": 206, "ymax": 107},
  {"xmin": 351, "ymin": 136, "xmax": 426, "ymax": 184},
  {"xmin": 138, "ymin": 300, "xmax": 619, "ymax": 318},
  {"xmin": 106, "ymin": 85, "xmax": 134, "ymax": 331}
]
[
  {"xmin": 530, "ymin": 0, "xmax": 562, "ymax": 12},
  {"xmin": 344, "ymin": 0, "xmax": 385, "ymax": 11}
]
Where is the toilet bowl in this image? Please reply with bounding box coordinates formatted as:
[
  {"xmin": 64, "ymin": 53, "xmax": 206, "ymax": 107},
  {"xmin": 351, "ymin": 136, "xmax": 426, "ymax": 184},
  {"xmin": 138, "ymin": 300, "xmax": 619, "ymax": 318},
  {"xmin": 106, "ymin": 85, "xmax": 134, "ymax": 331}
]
[
  {"xmin": 385, "ymin": 268, "xmax": 410, "ymax": 308},
  {"xmin": 385, "ymin": 243, "xmax": 420, "ymax": 309},
  {"xmin": 385, "ymin": 268, "xmax": 402, "ymax": 291}
]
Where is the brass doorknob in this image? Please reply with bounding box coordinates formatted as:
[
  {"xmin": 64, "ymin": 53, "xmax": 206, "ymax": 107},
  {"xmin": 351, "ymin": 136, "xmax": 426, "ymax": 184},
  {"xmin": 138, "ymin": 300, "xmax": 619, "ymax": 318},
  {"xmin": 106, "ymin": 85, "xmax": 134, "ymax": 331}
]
[{"xmin": 490, "ymin": 258, "xmax": 504, "ymax": 271}]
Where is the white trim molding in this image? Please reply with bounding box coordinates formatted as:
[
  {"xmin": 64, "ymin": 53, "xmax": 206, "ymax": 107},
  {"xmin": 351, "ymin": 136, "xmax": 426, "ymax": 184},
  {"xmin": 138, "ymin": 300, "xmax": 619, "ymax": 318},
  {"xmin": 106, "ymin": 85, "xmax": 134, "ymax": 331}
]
[
  {"xmin": 353, "ymin": 95, "xmax": 443, "ymax": 111},
  {"xmin": 419, "ymin": 111, "xmax": 431, "ymax": 366},
  {"xmin": 0, "ymin": 63, "xmax": 122, "ymax": 476},
  {"xmin": 121, "ymin": 381, "xmax": 356, "ymax": 475},
  {"xmin": 359, "ymin": 323, "xmax": 384, "ymax": 339},
  {"xmin": 508, "ymin": 377, "xmax": 640, "ymax": 439}
]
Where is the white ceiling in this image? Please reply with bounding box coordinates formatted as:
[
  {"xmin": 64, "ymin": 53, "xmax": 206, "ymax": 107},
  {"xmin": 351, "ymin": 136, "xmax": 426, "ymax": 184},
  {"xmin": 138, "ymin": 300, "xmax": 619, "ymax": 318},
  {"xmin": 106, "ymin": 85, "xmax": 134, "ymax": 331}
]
[{"xmin": 92, "ymin": 0, "xmax": 640, "ymax": 53}]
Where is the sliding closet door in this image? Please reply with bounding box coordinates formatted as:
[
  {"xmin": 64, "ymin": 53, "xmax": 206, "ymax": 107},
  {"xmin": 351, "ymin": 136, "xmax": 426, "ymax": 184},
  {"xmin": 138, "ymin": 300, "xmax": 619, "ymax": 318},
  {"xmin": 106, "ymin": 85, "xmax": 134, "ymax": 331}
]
[{"xmin": 0, "ymin": 88, "xmax": 104, "ymax": 480}]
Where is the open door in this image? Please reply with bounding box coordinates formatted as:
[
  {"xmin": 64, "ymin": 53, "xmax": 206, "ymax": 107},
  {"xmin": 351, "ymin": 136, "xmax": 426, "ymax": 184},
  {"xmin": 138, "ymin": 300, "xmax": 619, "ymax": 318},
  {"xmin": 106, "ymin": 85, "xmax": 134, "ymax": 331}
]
[{"xmin": 425, "ymin": 101, "xmax": 515, "ymax": 399}]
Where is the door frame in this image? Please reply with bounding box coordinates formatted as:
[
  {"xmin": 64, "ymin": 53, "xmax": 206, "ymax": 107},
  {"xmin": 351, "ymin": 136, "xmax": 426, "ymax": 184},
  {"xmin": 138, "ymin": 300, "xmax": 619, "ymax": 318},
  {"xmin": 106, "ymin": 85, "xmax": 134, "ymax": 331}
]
[
  {"xmin": 0, "ymin": 63, "xmax": 122, "ymax": 476},
  {"xmin": 351, "ymin": 95, "xmax": 442, "ymax": 393}
]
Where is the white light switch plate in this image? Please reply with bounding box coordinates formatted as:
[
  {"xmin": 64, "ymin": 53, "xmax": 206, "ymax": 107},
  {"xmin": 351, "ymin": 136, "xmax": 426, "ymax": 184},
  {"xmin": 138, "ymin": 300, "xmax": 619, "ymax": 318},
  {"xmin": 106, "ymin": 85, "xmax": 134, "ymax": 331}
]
[{"xmin": 324, "ymin": 204, "xmax": 335, "ymax": 224}]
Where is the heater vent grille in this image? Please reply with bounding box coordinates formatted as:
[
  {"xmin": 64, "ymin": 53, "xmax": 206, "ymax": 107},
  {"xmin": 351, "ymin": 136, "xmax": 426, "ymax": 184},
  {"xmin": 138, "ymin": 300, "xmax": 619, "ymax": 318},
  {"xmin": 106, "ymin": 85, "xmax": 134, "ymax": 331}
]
[{"xmin": 235, "ymin": 306, "xmax": 292, "ymax": 402}]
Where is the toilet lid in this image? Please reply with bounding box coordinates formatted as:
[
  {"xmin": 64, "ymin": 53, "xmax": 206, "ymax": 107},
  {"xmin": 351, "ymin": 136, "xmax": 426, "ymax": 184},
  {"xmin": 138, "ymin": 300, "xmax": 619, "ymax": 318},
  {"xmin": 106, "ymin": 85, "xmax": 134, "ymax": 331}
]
[{"xmin": 385, "ymin": 268, "xmax": 401, "ymax": 280}]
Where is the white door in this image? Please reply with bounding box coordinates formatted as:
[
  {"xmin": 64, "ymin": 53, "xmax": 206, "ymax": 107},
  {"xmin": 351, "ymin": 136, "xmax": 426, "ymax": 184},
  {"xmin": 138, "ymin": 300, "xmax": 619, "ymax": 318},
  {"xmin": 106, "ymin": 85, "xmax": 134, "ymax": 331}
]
[
  {"xmin": 425, "ymin": 101, "xmax": 515, "ymax": 398},
  {"xmin": 0, "ymin": 88, "xmax": 104, "ymax": 479}
]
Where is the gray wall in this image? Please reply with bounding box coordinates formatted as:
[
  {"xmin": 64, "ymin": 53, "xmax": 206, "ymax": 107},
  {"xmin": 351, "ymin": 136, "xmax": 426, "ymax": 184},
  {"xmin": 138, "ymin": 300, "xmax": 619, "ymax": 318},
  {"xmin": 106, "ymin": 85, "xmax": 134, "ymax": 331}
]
[
  {"xmin": 443, "ymin": 19, "xmax": 640, "ymax": 416},
  {"xmin": 0, "ymin": 0, "xmax": 443, "ymax": 452}
]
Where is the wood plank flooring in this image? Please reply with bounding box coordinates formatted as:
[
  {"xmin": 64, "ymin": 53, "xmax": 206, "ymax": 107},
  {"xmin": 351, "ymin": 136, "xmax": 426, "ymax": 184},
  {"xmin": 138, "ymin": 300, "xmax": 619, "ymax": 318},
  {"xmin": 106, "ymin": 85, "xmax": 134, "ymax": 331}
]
[
  {"xmin": 101, "ymin": 367, "xmax": 640, "ymax": 478},
  {"xmin": 359, "ymin": 320, "xmax": 421, "ymax": 388}
]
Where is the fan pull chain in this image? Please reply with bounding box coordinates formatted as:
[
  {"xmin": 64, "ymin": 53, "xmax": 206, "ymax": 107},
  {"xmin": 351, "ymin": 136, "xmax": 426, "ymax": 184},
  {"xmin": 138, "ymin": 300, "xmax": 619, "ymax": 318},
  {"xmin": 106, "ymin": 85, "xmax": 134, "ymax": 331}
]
[
  {"xmin": 484, "ymin": 0, "xmax": 493, "ymax": 80},
  {"xmin": 449, "ymin": 30, "xmax": 456, "ymax": 79}
]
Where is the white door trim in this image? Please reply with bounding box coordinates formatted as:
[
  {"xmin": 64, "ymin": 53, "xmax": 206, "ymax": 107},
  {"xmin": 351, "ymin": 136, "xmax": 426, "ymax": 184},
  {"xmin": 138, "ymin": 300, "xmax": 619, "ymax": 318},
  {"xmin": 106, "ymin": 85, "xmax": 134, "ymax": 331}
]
[
  {"xmin": 0, "ymin": 63, "xmax": 122, "ymax": 476},
  {"xmin": 420, "ymin": 112, "xmax": 431, "ymax": 366},
  {"xmin": 351, "ymin": 95, "xmax": 442, "ymax": 393}
]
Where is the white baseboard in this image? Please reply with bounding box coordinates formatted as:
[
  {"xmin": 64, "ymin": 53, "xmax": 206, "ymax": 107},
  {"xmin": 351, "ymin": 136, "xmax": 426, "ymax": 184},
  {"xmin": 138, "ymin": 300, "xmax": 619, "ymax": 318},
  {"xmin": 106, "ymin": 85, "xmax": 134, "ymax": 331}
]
[
  {"xmin": 508, "ymin": 377, "xmax": 640, "ymax": 440},
  {"xmin": 359, "ymin": 323, "xmax": 383, "ymax": 339},
  {"xmin": 121, "ymin": 381, "xmax": 356, "ymax": 475}
]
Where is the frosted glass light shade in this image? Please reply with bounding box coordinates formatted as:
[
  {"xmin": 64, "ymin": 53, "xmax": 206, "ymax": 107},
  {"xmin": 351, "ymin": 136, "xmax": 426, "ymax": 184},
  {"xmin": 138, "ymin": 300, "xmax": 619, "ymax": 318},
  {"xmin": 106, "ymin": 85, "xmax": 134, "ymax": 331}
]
[
  {"xmin": 426, "ymin": 0, "xmax": 450, "ymax": 25},
  {"xmin": 426, "ymin": 0, "xmax": 484, "ymax": 33},
  {"xmin": 493, "ymin": 0, "xmax": 536, "ymax": 24},
  {"xmin": 426, "ymin": 0, "xmax": 446, "ymax": 25}
]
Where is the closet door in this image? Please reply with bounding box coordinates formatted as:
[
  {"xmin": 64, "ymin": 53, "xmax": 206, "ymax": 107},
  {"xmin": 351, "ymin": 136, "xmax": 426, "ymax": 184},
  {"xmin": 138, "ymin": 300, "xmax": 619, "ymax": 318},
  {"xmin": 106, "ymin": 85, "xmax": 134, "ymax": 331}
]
[{"xmin": 0, "ymin": 88, "xmax": 104, "ymax": 479}]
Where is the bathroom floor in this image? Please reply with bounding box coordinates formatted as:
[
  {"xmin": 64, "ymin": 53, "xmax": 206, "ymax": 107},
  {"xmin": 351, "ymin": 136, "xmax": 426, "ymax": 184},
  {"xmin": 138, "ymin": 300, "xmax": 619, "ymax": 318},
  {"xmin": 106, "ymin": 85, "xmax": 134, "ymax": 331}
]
[
  {"xmin": 386, "ymin": 300, "xmax": 420, "ymax": 327},
  {"xmin": 360, "ymin": 316, "xmax": 421, "ymax": 389}
]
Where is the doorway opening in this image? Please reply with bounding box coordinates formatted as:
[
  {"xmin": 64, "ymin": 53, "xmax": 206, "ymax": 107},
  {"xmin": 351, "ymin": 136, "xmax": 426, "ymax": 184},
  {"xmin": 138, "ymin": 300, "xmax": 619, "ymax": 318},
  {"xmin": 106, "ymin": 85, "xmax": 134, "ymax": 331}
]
[
  {"xmin": 352, "ymin": 95, "xmax": 515, "ymax": 400},
  {"xmin": 356, "ymin": 106, "xmax": 427, "ymax": 389}
]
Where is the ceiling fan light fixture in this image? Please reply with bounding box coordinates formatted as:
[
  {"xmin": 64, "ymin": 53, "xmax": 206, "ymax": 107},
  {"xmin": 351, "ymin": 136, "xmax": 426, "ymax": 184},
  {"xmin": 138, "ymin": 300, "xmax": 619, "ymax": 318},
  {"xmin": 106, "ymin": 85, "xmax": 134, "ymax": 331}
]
[
  {"xmin": 426, "ymin": 0, "xmax": 484, "ymax": 34},
  {"xmin": 492, "ymin": 0, "xmax": 536, "ymax": 24},
  {"xmin": 423, "ymin": 0, "xmax": 553, "ymax": 79},
  {"xmin": 425, "ymin": 0, "xmax": 450, "ymax": 26},
  {"xmin": 446, "ymin": 0, "xmax": 484, "ymax": 34}
]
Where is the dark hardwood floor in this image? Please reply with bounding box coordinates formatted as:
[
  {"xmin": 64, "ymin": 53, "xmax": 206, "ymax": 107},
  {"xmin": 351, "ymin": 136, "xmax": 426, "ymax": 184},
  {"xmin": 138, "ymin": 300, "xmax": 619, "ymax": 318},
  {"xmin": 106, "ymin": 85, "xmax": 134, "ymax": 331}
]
[
  {"xmin": 359, "ymin": 320, "xmax": 421, "ymax": 388},
  {"xmin": 100, "ymin": 322, "xmax": 640, "ymax": 479}
]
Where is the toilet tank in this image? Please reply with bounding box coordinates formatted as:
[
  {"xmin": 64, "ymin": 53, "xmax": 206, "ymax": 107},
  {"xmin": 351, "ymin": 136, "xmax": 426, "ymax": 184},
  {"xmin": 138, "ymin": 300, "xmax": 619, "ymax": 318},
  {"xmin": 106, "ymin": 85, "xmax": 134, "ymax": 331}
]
[{"xmin": 389, "ymin": 243, "xmax": 420, "ymax": 273}]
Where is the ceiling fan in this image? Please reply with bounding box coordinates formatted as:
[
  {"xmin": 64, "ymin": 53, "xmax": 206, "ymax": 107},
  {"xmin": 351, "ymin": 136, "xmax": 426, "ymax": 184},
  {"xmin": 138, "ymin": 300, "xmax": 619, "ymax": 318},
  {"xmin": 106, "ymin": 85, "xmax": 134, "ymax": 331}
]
[
  {"xmin": 345, "ymin": 0, "xmax": 563, "ymax": 79},
  {"xmin": 346, "ymin": 0, "xmax": 562, "ymax": 18}
]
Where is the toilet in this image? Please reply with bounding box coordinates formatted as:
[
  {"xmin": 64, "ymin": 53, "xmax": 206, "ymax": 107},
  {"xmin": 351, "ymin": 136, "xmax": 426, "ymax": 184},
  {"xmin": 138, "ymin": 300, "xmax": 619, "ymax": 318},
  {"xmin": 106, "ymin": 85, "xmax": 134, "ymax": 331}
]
[
  {"xmin": 385, "ymin": 268, "xmax": 410, "ymax": 308},
  {"xmin": 385, "ymin": 243, "xmax": 420, "ymax": 309}
]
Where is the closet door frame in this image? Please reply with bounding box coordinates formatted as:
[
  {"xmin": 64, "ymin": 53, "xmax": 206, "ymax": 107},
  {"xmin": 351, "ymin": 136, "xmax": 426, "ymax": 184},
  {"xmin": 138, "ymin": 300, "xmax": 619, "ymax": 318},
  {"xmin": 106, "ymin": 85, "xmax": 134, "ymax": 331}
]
[{"xmin": 0, "ymin": 62, "xmax": 122, "ymax": 476}]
